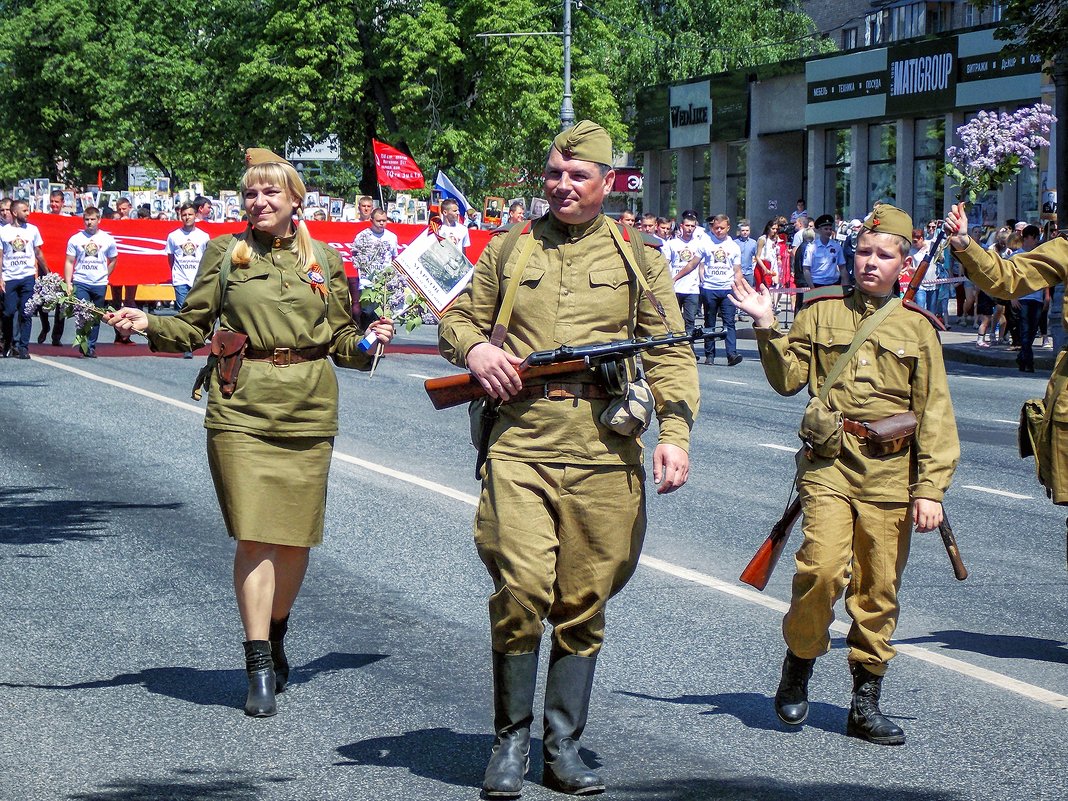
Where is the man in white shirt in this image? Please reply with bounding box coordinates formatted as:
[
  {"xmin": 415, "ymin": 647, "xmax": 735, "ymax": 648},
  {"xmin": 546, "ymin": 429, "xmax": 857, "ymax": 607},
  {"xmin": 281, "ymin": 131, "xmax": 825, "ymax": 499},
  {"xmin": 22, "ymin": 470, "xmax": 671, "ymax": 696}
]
[
  {"xmin": 0, "ymin": 199, "xmax": 49, "ymax": 358},
  {"xmin": 350, "ymin": 207, "xmax": 399, "ymax": 327},
  {"xmin": 802, "ymin": 214, "xmax": 847, "ymax": 288},
  {"xmin": 166, "ymin": 201, "xmax": 212, "ymax": 357},
  {"xmin": 438, "ymin": 198, "xmax": 470, "ymax": 258},
  {"xmin": 663, "ymin": 211, "xmax": 705, "ymax": 350},
  {"xmin": 64, "ymin": 206, "xmax": 118, "ymax": 357},
  {"xmin": 699, "ymin": 213, "xmax": 743, "ymax": 366}
]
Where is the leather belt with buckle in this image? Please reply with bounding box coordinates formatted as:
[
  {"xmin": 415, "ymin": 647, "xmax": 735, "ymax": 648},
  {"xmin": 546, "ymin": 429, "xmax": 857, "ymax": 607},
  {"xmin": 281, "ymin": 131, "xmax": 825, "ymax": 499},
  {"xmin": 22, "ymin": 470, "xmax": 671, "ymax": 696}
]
[
  {"xmin": 506, "ymin": 381, "xmax": 613, "ymax": 404},
  {"xmin": 245, "ymin": 344, "xmax": 330, "ymax": 367}
]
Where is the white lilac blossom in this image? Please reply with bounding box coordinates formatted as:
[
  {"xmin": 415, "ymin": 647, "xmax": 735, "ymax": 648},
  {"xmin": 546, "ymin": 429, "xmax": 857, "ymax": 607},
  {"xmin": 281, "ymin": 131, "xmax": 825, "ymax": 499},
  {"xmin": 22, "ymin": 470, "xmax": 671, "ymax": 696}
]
[{"xmin": 945, "ymin": 103, "xmax": 1055, "ymax": 203}]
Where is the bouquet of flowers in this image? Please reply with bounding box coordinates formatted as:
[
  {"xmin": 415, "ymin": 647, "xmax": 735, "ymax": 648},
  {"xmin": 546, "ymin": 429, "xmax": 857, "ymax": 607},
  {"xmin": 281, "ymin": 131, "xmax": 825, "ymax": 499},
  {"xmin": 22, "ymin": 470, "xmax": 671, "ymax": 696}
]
[
  {"xmin": 24, "ymin": 272, "xmax": 123, "ymax": 354},
  {"xmin": 945, "ymin": 103, "xmax": 1056, "ymax": 204}
]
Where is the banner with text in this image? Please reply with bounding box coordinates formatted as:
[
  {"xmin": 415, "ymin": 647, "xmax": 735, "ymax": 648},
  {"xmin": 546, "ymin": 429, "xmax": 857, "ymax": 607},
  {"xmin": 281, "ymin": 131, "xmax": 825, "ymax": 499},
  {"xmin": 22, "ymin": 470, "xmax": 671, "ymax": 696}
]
[{"xmin": 29, "ymin": 214, "xmax": 491, "ymax": 284}]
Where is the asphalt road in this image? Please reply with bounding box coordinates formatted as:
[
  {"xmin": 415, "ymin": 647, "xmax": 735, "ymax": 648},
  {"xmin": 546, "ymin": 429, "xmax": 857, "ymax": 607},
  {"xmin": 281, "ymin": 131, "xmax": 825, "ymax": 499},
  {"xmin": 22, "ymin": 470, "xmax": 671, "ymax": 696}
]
[{"xmin": 0, "ymin": 336, "xmax": 1065, "ymax": 801}]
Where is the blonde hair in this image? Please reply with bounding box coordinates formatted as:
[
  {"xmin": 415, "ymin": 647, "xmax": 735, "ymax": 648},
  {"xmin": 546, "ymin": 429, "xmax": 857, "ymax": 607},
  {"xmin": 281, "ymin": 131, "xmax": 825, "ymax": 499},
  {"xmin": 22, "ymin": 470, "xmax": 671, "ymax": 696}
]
[{"xmin": 231, "ymin": 161, "xmax": 315, "ymax": 271}]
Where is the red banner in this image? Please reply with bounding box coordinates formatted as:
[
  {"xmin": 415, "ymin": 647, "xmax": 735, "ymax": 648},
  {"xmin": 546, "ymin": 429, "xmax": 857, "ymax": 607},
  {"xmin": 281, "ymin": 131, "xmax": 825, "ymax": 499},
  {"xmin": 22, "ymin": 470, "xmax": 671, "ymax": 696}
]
[
  {"xmin": 372, "ymin": 139, "xmax": 425, "ymax": 190},
  {"xmin": 612, "ymin": 167, "xmax": 643, "ymax": 194},
  {"xmin": 29, "ymin": 214, "xmax": 491, "ymax": 284}
]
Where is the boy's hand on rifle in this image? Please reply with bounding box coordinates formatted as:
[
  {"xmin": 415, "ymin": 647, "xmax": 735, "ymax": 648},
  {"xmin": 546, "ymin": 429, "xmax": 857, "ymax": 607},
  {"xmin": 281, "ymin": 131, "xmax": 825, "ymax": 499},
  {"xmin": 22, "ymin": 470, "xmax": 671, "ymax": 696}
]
[
  {"xmin": 912, "ymin": 498, "xmax": 943, "ymax": 533},
  {"xmin": 466, "ymin": 341, "xmax": 524, "ymax": 400},
  {"xmin": 653, "ymin": 444, "xmax": 689, "ymax": 494},
  {"xmin": 729, "ymin": 275, "xmax": 776, "ymax": 329},
  {"xmin": 945, "ymin": 203, "xmax": 971, "ymax": 251}
]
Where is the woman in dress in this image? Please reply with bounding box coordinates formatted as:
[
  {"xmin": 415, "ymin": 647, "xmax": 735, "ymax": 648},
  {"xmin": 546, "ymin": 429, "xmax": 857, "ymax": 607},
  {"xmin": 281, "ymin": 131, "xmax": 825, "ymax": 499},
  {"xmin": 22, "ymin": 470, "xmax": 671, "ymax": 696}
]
[
  {"xmin": 754, "ymin": 218, "xmax": 780, "ymax": 312},
  {"xmin": 106, "ymin": 148, "xmax": 394, "ymax": 717}
]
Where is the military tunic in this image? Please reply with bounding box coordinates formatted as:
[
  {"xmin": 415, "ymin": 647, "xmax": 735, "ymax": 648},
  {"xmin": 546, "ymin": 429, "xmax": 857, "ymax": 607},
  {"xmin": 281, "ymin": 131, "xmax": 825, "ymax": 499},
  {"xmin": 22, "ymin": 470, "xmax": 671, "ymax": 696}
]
[
  {"xmin": 754, "ymin": 289, "xmax": 960, "ymax": 670},
  {"xmin": 148, "ymin": 230, "xmax": 374, "ymax": 545},
  {"xmin": 954, "ymin": 236, "xmax": 1068, "ymax": 503},
  {"xmin": 439, "ymin": 212, "xmax": 699, "ymax": 656}
]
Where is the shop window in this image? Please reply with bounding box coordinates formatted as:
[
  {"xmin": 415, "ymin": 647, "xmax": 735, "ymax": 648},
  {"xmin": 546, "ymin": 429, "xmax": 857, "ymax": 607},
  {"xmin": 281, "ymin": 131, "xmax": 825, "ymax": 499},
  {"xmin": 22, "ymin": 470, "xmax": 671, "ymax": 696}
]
[
  {"xmin": 824, "ymin": 129, "xmax": 851, "ymax": 218},
  {"xmin": 913, "ymin": 117, "xmax": 946, "ymax": 226},
  {"xmin": 659, "ymin": 150, "xmax": 676, "ymax": 220},
  {"xmin": 868, "ymin": 123, "xmax": 897, "ymax": 207},
  {"xmin": 725, "ymin": 142, "xmax": 747, "ymax": 222}
]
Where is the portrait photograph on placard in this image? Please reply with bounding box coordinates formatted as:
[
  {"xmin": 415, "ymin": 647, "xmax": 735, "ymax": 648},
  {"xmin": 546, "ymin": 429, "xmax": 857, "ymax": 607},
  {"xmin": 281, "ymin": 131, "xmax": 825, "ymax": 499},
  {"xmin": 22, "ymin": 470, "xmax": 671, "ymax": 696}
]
[
  {"xmin": 304, "ymin": 191, "xmax": 320, "ymax": 209},
  {"xmin": 33, "ymin": 178, "xmax": 49, "ymax": 197},
  {"xmin": 483, "ymin": 196, "xmax": 504, "ymax": 226},
  {"xmin": 393, "ymin": 229, "xmax": 476, "ymax": 317},
  {"xmin": 189, "ymin": 181, "xmax": 204, "ymax": 196},
  {"xmin": 329, "ymin": 197, "xmax": 343, "ymax": 220},
  {"xmin": 529, "ymin": 197, "xmax": 549, "ymax": 219},
  {"xmin": 157, "ymin": 177, "xmax": 171, "ymax": 194}
]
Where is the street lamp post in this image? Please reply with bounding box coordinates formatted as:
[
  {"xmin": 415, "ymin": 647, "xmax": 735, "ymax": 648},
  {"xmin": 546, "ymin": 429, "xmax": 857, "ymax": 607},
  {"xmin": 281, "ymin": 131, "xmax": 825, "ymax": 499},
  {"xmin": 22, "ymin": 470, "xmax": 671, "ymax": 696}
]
[{"xmin": 560, "ymin": 0, "xmax": 574, "ymax": 129}]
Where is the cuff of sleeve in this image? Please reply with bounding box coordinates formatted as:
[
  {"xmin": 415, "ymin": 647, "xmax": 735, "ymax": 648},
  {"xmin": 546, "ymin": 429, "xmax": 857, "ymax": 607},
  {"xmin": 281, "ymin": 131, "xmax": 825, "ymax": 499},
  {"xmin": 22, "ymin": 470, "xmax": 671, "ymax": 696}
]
[
  {"xmin": 657, "ymin": 420, "xmax": 691, "ymax": 451},
  {"xmin": 910, "ymin": 484, "xmax": 945, "ymax": 503}
]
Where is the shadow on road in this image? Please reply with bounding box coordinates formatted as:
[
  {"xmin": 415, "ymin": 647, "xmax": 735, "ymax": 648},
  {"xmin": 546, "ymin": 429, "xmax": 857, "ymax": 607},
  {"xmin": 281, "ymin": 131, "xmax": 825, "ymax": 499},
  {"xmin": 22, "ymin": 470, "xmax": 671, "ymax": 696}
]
[
  {"xmin": 334, "ymin": 726, "xmax": 600, "ymax": 791},
  {"xmin": 897, "ymin": 629, "xmax": 1068, "ymax": 665},
  {"xmin": 0, "ymin": 652, "xmax": 387, "ymax": 710},
  {"xmin": 611, "ymin": 776, "xmax": 964, "ymax": 801},
  {"xmin": 0, "ymin": 487, "xmax": 181, "ymax": 547},
  {"xmin": 67, "ymin": 767, "xmax": 293, "ymax": 801},
  {"xmin": 616, "ymin": 690, "xmax": 853, "ymax": 735}
]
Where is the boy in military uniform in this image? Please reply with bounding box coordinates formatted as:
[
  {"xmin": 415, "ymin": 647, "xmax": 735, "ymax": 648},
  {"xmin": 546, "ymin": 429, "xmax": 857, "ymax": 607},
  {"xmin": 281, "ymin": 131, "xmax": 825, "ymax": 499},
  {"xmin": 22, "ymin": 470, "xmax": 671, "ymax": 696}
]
[
  {"xmin": 440, "ymin": 121, "xmax": 698, "ymax": 795},
  {"xmin": 730, "ymin": 204, "xmax": 959, "ymax": 745}
]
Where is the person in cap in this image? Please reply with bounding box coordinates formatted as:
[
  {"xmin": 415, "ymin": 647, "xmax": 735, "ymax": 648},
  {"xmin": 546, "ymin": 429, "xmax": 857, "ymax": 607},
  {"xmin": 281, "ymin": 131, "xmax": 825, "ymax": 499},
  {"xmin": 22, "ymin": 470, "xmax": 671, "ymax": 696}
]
[
  {"xmin": 945, "ymin": 203, "xmax": 1068, "ymax": 518},
  {"xmin": 802, "ymin": 213, "xmax": 848, "ymax": 288},
  {"xmin": 439, "ymin": 120, "xmax": 699, "ymax": 796},
  {"xmin": 106, "ymin": 148, "xmax": 395, "ymax": 718},
  {"xmin": 730, "ymin": 203, "xmax": 959, "ymax": 745}
]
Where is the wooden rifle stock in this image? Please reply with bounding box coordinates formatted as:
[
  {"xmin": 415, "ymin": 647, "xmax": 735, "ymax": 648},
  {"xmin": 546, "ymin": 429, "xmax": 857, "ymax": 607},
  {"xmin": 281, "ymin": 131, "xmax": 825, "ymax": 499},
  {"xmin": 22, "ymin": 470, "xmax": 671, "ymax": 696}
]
[
  {"xmin": 938, "ymin": 508, "xmax": 968, "ymax": 581},
  {"xmin": 424, "ymin": 359, "xmax": 589, "ymax": 410},
  {"xmin": 739, "ymin": 496, "xmax": 803, "ymax": 591},
  {"xmin": 901, "ymin": 229, "xmax": 947, "ymax": 331}
]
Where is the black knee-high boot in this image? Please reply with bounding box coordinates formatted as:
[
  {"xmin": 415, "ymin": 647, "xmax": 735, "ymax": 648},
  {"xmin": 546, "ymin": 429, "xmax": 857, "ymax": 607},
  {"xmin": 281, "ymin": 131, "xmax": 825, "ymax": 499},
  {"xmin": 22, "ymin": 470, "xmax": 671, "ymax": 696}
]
[
  {"xmin": 542, "ymin": 650, "xmax": 604, "ymax": 796},
  {"xmin": 483, "ymin": 651, "xmax": 539, "ymax": 798},
  {"xmin": 242, "ymin": 640, "xmax": 276, "ymax": 717}
]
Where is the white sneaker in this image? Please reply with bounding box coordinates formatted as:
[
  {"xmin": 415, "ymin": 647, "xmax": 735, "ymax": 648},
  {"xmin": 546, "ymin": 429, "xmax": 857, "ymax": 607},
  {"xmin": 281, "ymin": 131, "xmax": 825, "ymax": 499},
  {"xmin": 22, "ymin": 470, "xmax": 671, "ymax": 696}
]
[{"xmin": 1043, "ymin": 337, "xmax": 1054, "ymax": 349}]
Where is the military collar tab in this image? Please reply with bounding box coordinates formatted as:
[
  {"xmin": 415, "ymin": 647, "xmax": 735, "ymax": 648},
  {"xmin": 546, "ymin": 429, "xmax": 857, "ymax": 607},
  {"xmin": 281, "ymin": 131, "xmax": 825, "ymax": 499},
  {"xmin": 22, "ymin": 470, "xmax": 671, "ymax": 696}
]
[
  {"xmin": 251, "ymin": 228, "xmax": 296, "ymax": 249},
  {"xmin": 548, "ymin": 212, "xmax": 604, "ymax": 239}
]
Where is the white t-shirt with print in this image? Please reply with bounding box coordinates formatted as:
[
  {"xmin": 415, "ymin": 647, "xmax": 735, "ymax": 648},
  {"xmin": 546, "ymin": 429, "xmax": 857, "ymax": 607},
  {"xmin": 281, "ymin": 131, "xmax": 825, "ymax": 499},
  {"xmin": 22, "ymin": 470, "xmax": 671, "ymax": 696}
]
[
  {"xmin": 663, "ymin": 235, "xmax": 705, "ymax": 295},
  {"xmin": 700, "ymin": 235, "xmax": 741, "ymax": 291},
  {"xmin": 0, "ymin": 222, "xmax": 43, "ymax": 280},
  {"xmin": 352, "ymin": 227, "xmax": 400, "ymax": 289},
  {"xmin": 165, "ymin": 226, "xmax": 211, "ymax": 287},
  {"xmin": 438, "ymin": 221, "xmax": 470, "ymax": 251},
  {"xmin": 67, "ymin": 230, "xmax": 118, "ymax": 286}
]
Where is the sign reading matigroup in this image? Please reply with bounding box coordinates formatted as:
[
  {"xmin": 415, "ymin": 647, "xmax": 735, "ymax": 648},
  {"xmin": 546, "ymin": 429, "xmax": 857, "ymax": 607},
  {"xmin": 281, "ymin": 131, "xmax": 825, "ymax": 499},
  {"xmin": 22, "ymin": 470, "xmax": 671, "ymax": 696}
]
[{"xmin": 806, "ymin": 28, "xmax": 1042, "ymax": 126}]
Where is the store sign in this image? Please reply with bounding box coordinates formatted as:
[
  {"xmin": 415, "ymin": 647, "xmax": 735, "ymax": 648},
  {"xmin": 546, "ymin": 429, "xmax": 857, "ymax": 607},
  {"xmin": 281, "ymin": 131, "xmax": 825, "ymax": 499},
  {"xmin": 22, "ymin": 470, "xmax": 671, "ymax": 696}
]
[
  {"xmin": 669, "ymin": 81, "xmax": 712, "ymax": 149},
  {"xmin": 286, "ymin": 135, "xmax": 341, "ymax": 162},
  {"xmin": 885, "ymin": 39, "xmax": 957, "ymax": 116},
  {"xmin": 612, "ymin": 168, "xmax": 643, "ymax": 193},
  {"xmin": 806, "ymin": 29, "xmax": 1042, "ymax": 126}
]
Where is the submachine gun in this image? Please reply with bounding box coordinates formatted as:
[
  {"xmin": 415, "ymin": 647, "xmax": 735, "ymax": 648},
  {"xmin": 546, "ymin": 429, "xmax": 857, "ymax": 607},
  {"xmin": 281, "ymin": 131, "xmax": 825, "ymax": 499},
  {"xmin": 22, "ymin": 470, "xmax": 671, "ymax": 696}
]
[{"xmin": 424, "ymin": 327, "xmax": 726, "ymax": 478}]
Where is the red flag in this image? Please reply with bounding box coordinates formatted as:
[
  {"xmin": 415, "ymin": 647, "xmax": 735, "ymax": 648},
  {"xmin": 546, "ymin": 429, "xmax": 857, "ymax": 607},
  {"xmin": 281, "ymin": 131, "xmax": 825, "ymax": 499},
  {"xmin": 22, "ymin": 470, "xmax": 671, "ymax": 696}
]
[
  {"xmin": 97, "ymin": 170, "xmax": 103, "ymax": 189},
  {"xmin": 372, "ymin": 139, "xmax": 425, "ymax": 190}
]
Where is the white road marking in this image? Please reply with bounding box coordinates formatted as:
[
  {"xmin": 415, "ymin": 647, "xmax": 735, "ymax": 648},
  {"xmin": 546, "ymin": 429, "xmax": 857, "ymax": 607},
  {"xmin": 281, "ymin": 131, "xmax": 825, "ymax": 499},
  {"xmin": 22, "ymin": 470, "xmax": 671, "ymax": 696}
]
[
  {"xmin": 714, "ymin": 379, "xmax": 748, "ymax": 386},
  {"xmin": 760, "ymin": 443, "xmax": 797, "ymax": 453},
  {"xmin": 408, "ymin": 373, "xmax": 434, "ymax": 380},
  {"xmin": 963, "ymin": 484, "xmax": 1033, "ymax": 500},
  {"xmin": 32, "ymin": 356, "xmax": 1068, "ymax": 711},
  {"xmin": 992, "ymin": 419, "xmax": 1018, "ymax": 425},
  {"xmin": 957, "ymin": 375, "xmax": 996, "ymax": 382}
]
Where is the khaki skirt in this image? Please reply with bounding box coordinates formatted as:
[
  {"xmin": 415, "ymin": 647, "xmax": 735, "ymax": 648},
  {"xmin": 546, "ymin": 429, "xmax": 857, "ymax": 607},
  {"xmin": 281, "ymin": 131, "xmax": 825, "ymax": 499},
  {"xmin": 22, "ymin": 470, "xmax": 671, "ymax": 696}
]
[{"xmin": 206, "ymin": 430, "xmax": 334, "ymax": 547}]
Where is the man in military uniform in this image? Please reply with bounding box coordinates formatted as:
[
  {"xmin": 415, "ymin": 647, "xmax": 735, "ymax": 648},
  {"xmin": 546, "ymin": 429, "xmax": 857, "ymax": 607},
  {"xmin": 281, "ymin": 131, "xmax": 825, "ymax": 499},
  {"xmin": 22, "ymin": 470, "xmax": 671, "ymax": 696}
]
[
  {"xmin": 946, "ymin": 203, "xmax": 1068, "ymax": 549},
  {"xmin": 439, "ymin": 121, "xmax": 699, "ymax": 796},
  {"xmin": 730, "ymin": 204, "xmax": 959, "ymax": 745}
]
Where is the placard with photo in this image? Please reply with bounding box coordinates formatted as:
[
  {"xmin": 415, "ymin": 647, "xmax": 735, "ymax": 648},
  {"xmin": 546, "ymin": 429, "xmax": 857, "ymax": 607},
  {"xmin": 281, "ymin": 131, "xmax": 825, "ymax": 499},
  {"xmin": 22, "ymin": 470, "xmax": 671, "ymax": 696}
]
[
  {"xmin": 529, "ymin": 198, "xmax": 549, "ymax": 219},
  {"xmin": 189, "ymin": 181, "xmax": 204, "ymax": 196},
  {"xmin": 34, "ymin": 178, "xmax": 49, "ymax": 198},
  {"xmin": 483, "ymin": 196, "xmax": 505, "ymax": 226},
  {"xmin": 329, "ymin": 197, "xmax": 343, "ymax": 220},
  {"xmin": 157, "ymin": 177, "xmax": 171, "ymax": 194},
  {"xmin": 304, "ymin": 191, "xmax": 320, "ymax": 209},
  {"xmin": 392, "ymin": 228, "xmax": 476, "ymax": 317}
]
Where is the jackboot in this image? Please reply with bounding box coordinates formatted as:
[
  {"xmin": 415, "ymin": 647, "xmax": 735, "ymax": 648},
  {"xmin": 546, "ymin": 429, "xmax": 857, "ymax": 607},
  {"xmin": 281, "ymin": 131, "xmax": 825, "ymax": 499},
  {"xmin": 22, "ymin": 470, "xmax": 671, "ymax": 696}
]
[
  {"xmin": 269, "ymin": 616, "xmax": 290, "ymax": 693},
  {"xmin": 774, "ymin": 650, "xmax": 815, "ymax": 725},
  {"xmin": 242, "ymin": 640, "xmax": 277, "ymax": 718},
  {"xmin": 846, "ymin": 663, "xmax": 905, "ymax": 745},
  {"xmin": 542, "ymin": 650, "xmax": 605, "ymax": 796},
  {"xmin": 483, "ymin": 651, "xmax": 539, "ymax": 798}
]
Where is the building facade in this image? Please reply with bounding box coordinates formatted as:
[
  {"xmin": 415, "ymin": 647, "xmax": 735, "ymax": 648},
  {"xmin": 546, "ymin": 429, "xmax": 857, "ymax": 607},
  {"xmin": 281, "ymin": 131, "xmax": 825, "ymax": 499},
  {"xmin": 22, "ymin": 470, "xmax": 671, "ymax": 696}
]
[{"xmin": 635, "ymin": 9, "xmax": 1055, "ymax": 229}]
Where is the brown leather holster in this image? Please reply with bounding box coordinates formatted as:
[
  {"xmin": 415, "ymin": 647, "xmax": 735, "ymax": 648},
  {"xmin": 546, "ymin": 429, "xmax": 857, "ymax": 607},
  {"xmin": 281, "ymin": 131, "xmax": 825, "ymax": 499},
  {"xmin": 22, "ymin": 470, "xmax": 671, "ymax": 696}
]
[
  {"xmin": 843, "ymin": 411, "xmax": 918, "ymax": 456},
  {"xmin": 191, "ymin": 330, "xmax": 248, "ymax": 400}
]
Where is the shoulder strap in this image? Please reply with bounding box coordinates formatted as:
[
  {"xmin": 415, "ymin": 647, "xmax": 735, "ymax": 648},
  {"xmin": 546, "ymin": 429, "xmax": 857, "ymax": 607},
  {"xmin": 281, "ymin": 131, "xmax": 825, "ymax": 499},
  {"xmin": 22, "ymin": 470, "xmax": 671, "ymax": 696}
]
[
  {"xmin": 489, "ymin": 222, "xmax": 536, "ymax": 347},
  {"xmin": 606, "ymin": 221, "xmax": 671, "ymax": 332},
  {"xmin": 216, "ymin": 234, "xmax": 242, "ymax": 310},
  {"xmin": 818, "ymin": 297, "xmax": 900, "ymax": 404}
]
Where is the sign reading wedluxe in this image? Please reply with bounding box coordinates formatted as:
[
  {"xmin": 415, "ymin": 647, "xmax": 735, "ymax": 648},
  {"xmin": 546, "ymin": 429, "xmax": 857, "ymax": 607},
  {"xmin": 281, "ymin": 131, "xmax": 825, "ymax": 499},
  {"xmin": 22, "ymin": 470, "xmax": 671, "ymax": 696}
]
[
  {"xmin": 885, "ymin": 38, "xmax": 957, "ymax": 116},
  {"xmin": 669, "ymin": 80, "xmax": 712, "ymax": 149}
]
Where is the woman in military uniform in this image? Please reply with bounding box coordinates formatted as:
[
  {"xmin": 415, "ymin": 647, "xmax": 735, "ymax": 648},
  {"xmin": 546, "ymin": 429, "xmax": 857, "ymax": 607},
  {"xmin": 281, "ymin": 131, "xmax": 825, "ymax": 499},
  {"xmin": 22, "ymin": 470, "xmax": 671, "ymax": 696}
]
[{"xmin": 106, "ymin": 149, "xmax": 394, "ymax": 717}]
